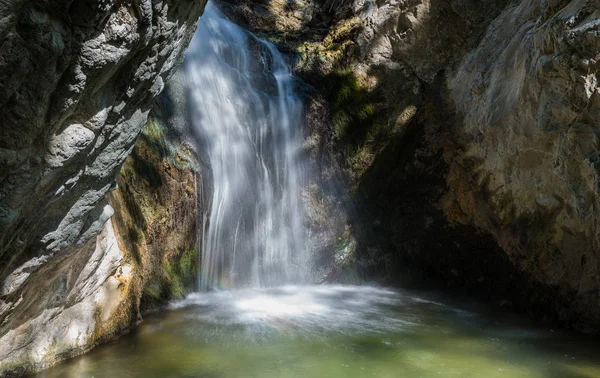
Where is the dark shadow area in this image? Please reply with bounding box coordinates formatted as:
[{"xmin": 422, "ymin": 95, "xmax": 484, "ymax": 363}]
[
  {"xmin": 129, "ymin": 148, "xmax": 164, "ymax": 189},
  {"xmin": 322, "ymin": 70, "xmax": 377, "ymax": 147},
  {"xmin": 345, "ymin": 65, "xmax": 589, "ymax": 332},
  {"xmin": 219, "ymin": 0, "xmax": 600, "ymax": 333}
]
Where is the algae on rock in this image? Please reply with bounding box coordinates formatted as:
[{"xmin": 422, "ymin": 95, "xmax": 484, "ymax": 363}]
[{"xmin": 110, "ymin": 117, "xmax": 203, "ymax": 312}]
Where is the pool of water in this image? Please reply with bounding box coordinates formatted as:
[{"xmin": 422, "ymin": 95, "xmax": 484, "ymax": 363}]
[{"xmin": 36, "ymin": 285, "xmax": 600, "ymax": 378}]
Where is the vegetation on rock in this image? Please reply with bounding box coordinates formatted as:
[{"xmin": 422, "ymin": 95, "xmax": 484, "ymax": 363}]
[{"xmin": 110, "ymin": 117, "xmax": 202, "ymax": 312}]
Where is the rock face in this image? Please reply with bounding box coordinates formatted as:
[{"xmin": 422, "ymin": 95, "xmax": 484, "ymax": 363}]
[
  {"xmin": 0, "ymin": 219, "xmax": 135, "ymax": 375},
  {"xmin": 218, "ymin": 0, "xmax": 600, "ymax": 332},
  {"xmin": 446, "ymin": 0, "xmax": 600, "ymax": 331},
  {"xmin": 0, "ymin": 0, "xmax": 206, "ymax": 374},
  {"xmin": 109, "ymin": 115, "xmax": 202, "ymax": 312}
]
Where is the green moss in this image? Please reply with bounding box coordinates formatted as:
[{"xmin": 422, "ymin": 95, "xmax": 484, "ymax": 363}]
[
  {"xmin": 322, "ymin": 70, "xmax": 381, "ymax": 180},
  {"xmin": 325, "ymin": 70, "xmax": 375, "ymax": 142},
  {"xmin": 142, "ymin": 117, "xmax": 166, "ymax": 141},
  {"xmin": 139, "ymin": 117, "xmax": 201, "ymax": 173},
  {"xmin": 163, "ymin": 258, "xmax": 185, "ymax": 299},
  {"xmin": 178, "ymin": 248, "xmax": 197, "ymax": 280},
  {"xmin": 143, "ymin": 282, "xmax": 162, "ymax": 301},
  {"xmin": 142, "ymin": 247, "xmax": 198, "ymax": 306},
  {"xmin": 172, "ymin": 152, "xmax": 195, "ymax": 171},
  {"xmin": 140, "ymin": 117, "xmax": 169, "ymax": 157},
  {"xmin": 113, "ymin": 115, "xmax": 201, "ymax": 311},
  {"xmin": 119, "ymin": 163, "xmax": 132, "ymax": 180}
]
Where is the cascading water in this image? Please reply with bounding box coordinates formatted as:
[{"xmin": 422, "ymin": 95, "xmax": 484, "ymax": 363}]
[
  {"xmin": 30, "ymin": 6, "xmax": 600, "ymax": 378},
  {"xmin": 184, "ymin": 2, "xmax": 308, "ymax": 290}
]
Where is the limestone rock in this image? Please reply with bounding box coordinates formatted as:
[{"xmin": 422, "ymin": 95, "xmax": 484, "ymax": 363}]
[
  {"xmin": 0, "ymin": 0, "xmax": 206, "ymax": 374},
  {"xmin": 446, "ymin": 0, "xmax": 600, "ymax": 330},
  {"xmin": 0, "ymin": 220, "xmax": 133, "ymax": 375}
]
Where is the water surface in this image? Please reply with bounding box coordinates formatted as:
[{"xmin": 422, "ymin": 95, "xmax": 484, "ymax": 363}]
[{"xmin": 36, "ymin": 285, "xmax": 600, "ymax": 378}]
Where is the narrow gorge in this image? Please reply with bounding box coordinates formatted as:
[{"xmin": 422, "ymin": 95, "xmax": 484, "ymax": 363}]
[{"xmin": 1, "ymin": 0, "xmax": 600, "ymax": 377}]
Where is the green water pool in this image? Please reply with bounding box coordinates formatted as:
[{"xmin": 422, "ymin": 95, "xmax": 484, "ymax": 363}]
[{"xmin": 35, "ymin": 285, "xmax": 600, "ymax": 378}]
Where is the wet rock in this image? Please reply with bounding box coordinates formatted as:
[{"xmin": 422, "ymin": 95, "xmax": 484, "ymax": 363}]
[{"xmin": 109, "ymin": 116, "xmax": 203, "ymax": 311}]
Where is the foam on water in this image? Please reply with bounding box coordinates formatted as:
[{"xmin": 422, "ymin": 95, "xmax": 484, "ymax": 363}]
[{"xmin": 170, "ymin": 285, "xmax": 452, "ymax": 336}]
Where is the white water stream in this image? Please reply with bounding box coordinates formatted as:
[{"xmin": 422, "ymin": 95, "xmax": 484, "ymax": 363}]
[{"xmin": 184, "ymin": 2, "xmax": 308, "ymax": 290}]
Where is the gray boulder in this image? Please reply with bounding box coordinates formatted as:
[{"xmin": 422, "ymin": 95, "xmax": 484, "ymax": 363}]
[{"xmin": 0, "ymin": 0, "xmax": 206, "ymax": 374}]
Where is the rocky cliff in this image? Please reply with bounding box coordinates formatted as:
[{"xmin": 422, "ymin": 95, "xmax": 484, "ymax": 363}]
[
  {"xmin": 1, "ymin": 0, "xmax": 599, "ymax": 374},
  {"xmin": 219, "ymin": 0, "xmax": 600, "ymax": 332},
  {"xmin": 446, "ymin": 0, "xmax": 600, "ymax": 331},
  {"xmin": 0, "ymin": 0, "xmax": 206, "ymax": 374}
]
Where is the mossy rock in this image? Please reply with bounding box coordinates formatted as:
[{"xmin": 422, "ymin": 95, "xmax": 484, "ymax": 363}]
[
  {"xmin": 110, "ymin": 115, "xmax": 201, "ymax": 313},
  {"xmin": 324, "ymin": 70, "xmax": 375, "ymax": 142}
]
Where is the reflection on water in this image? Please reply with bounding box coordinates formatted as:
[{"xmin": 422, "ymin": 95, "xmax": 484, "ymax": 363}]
[{"xmin": 36, "ymin": 285, "xmax": 600, "ymax": 378}]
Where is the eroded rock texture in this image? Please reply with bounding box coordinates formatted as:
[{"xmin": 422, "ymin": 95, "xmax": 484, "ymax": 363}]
[
  {"xmin": 447, "ymin": 0, "xmax": 600, "ymax": 331},
  {"xmin": 0, "ymin": 0, "xmax": 206, "ymax": 374},
  {"xmin": 219, "ymin": 0, "xmax": 600, "ymax": 331},
  {"xmin": 109, "ymin": 115, "xmax": 202, "ymax": 312}
]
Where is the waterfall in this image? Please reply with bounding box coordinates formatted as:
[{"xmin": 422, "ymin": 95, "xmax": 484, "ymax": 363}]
[{"xmin": 184, "ymin": 2, "xmax": 308, "ymax": 290}]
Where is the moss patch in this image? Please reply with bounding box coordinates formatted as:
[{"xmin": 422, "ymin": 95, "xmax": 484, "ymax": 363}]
[
  {"xmin": 325, "ymin": 70, "xmax": 375, "ymax": 140},
  {"xmin": 143, "ymin": 247, "xmax": 197, "ymax": 306},
  {"xmin": 109, "ymin": 116, "xmax": 202, "ymax": 313}
]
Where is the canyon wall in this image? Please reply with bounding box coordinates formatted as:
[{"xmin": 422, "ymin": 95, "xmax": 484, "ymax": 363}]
[
  {"xmin": 0, "ymin": 0, "xmax": 206, "ymax": 374},
  {"xmin": 220, "ymin": 0, "xmax": 600, "ymax": 332},
  {"xmin": 0, "ymin": 0, "xmax": 599, "ymax": 374}
]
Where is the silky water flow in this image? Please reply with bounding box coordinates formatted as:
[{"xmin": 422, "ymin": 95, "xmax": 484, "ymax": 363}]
[{"xmin": 185, "ymin": 2, "xmax": 308, "ymax": 290}]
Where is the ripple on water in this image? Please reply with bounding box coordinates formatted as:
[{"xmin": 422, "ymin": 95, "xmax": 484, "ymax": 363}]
[{"xmin": 35, "ymin": 285, "xmax": 600, "ymax": 378}]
